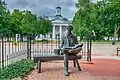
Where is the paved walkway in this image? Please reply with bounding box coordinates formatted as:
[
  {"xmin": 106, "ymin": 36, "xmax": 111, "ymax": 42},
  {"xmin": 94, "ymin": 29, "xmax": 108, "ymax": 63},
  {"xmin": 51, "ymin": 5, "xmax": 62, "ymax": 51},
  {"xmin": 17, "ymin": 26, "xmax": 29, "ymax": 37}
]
[
  {"xmin": 27, "ymin": 43, "xmax": 120, "ymax": 80},
  {"xmin": 27, "ymin": 58, "xmax": 120, "ymax": 80}
]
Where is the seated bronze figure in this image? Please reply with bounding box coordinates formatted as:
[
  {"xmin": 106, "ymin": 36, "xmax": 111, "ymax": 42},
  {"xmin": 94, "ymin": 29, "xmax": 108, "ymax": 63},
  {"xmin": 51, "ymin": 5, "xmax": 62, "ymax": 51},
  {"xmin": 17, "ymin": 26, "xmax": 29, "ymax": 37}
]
[
  {"xmin": 61, "ymin": 25, "xmax": 83, "ymax": 76},
  {"xmin": 62, "ymin": 44, "xmax": 83, "ymax": 55},
  {"xmin": 61, "ymin": 25, "xmax": 82, "ymax": 55}
]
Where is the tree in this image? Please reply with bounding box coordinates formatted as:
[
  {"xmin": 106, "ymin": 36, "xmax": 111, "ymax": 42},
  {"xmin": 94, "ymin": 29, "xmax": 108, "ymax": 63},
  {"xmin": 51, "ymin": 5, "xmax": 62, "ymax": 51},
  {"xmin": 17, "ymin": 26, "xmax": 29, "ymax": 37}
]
[
  {"xmin": 10, "ymin": 9, "xmax": 24, "ymax": 35},
  {"xmin": 73, "ymin": 0, "xmax": 99, "ymax": 40},
  {"xmin": 21, "ymin": 10, "xmax": 52, "ymax": 38},
  {"xmin": 36, "ymin": 17, "xmax": 52, "ymax": 35},
  {"xmin": 20, "ymin": 10, "xmax": 37, "ymax": 35},
  {"xmin": 0, "ymin": 0, "xmax": 53, "ymax": 39},
  {"xmin": 73, "ymin": 0, "xmax": 117, "ymax": 40},
  {"xmin": 0, "ymin": 0, "xmax": 11, "ymax": 36},
  {"xmin": 100, "ymin": 0, "xmax": 120, "ymax": 43},
  {"xmin": 0, "ymin": 1, "xmax": 21, "ymax": 37}
]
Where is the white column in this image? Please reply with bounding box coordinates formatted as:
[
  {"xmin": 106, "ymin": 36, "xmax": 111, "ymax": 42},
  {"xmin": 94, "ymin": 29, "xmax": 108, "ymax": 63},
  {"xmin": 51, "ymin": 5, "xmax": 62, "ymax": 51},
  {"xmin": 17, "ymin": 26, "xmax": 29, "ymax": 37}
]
[
  {"xmin": 52, "ymin": 25, "xmax": 55, "ymax": 39},
  {"xmin": 60, "ymin": 25, "xmax": 62, "ymax": 40},
  {"xmin": 16, "ymin": 34, "xmax": 18, "ymax": 42}
]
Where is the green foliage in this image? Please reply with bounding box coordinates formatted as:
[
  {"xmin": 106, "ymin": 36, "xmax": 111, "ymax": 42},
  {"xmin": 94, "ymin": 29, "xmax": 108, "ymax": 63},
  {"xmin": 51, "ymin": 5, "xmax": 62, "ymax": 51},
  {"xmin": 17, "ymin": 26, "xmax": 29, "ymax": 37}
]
[
  {"xmin": 0, "ymin": 0, "xmax": 53, "ymax": 36},
  {"xmin": 37, "ymin": 18, "xmax": 53, "ymax": 35},
  {"xmin": 19, "ymin": 10, "xmax": 52, "ymax": 35},
  {"xmin": 0, "ymin": 59, "xmax": 35, "ymax": 80},
  {"xmin": 20, "ymin": 10, "xmax": 37, "ymax": 35},
  {"xmin": 73, "ymin": 0, "xmax": 120, "ymax": 40},
  {"xmin": 0, "ymin": 1, "xmax": 22, "ymax": 36},
  {"xmin": 0, "ymin": 0, "xmax": 11, "ymax": 35},
  {"xmin": 100, "ymin": 0, "xmax": 120, "ymax": 36},
  {"xmin": 10, "ymin": 9, "xmax": 24, "ymax": 35},
  {"xmin": 73, "ymin": 0, "xmax": 97, "ymax": 40}
]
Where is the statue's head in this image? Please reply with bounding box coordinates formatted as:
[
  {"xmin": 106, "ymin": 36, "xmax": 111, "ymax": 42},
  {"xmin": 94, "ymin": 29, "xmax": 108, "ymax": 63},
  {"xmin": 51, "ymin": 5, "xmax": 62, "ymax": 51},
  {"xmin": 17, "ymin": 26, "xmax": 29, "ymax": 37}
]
[{"xmin": 66, "ymin": 25, "xmax": 73, "ymax": 35}]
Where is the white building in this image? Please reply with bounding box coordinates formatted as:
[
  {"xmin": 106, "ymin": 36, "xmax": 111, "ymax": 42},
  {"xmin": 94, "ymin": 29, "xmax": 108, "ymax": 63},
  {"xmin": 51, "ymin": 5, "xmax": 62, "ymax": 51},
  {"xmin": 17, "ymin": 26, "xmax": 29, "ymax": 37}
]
[
  {"xmin": 36, "ymin": 3, "xmax": 72, "ymax": 40},
  {"xmin": 49, "ymin": 5, "xmax": 72, "ymax": 39}
]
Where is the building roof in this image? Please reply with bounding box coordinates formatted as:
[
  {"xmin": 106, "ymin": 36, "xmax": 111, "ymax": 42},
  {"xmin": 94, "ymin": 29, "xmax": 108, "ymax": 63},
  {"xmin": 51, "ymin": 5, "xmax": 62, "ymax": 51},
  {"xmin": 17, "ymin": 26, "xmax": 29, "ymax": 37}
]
[{"xmin": 48, "ymin": 0, "xmax": 72, "ymax": 25}]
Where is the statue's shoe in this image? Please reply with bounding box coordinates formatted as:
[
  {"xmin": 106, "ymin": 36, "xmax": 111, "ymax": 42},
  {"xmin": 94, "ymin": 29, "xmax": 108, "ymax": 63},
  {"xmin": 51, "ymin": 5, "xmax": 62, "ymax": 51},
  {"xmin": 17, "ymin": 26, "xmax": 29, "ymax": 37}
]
[{"xmin": 64, "ymin": 71, "xmax": 69, "ymax": 76}]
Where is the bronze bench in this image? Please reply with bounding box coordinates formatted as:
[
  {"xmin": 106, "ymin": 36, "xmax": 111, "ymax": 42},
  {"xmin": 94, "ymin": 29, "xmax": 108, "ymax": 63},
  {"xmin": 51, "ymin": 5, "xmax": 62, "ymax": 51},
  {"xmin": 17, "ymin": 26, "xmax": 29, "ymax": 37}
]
[
  {"xmin": 33, "ymin": 54, "xmax": 82, "ymax": 72},
  {"xmin": 117, "ymin": 47, "xmax": 120, "ymax": 56},
  {"xmin": 33, "ymin": 44, "xmax": 83, "ymax": 76}
]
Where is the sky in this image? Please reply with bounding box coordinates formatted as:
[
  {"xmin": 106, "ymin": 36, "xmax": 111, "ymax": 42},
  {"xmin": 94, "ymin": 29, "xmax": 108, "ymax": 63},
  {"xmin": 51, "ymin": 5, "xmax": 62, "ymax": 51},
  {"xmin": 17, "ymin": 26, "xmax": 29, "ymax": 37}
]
[{"xmin": 4, "ymin": 0, "xmax": 97, "ymax": 19}]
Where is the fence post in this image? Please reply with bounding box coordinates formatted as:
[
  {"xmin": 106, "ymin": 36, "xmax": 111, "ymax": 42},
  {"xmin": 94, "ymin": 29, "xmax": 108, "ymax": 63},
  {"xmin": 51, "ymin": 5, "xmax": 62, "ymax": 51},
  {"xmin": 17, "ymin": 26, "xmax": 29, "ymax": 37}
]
[
  {"xmin": 87, "ymin": 32, "xmax": 92, "ymax": 62},
  {"xmin": 1, "ymin": 33, "xmax": 4, "ymax": 68},
  {"xmin": 87, "ymin": 35, "xmax": 89, "ymax": 62},
  {"xmin": 89, "ymin": 32, "xmax": 92, "ymax": 62},
  {"xmin": 29, "ymin": 36, "xmax": 31, "ymax": 59},
  {"xmin": 27, "ymin": 35, "xmax": 30, "ymax": 59}
]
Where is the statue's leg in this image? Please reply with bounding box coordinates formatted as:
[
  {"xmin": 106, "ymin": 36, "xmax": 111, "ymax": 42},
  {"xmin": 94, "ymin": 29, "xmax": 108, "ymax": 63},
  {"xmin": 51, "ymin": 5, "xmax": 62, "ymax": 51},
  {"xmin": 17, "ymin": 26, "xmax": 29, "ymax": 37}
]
[{"xmin": 64, "ymin": 53, "xmax": 69, "ymax": 76}]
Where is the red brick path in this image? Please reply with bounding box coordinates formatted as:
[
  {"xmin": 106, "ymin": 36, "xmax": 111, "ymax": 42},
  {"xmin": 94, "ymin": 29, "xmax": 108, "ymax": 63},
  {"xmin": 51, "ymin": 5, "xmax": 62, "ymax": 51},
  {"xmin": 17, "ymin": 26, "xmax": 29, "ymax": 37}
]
[
  {"xmin": 81, "ymin": 59, "xmax": 120, "ymax": 77},
  {"xmin": 111, "ymin": 54, "xmax": 120, "ymax": 56},
  {"xmin": 27, "ymin": 59, "xmax": 120, "ymax": 80}
]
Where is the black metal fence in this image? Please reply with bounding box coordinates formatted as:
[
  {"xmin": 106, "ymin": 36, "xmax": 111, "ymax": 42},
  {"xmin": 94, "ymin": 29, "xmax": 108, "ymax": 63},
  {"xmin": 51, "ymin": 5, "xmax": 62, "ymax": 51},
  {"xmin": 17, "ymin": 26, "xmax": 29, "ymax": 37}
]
[
  {"xmin": 0, "ymin": 34, "xmax": 28, "ymax": 68},
  {"xmin": 28, "ymin": 34, "xmax": 92, "ymax": 61},
  {"xmin": 0, "ymin": 34, "xmax": 92, "ymax": 68}
]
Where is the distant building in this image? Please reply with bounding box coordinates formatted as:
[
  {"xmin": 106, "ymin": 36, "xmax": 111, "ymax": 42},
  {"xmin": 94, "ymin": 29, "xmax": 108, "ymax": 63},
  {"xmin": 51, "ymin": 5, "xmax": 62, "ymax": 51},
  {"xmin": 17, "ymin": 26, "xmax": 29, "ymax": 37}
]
[
  {"xmin": 49, "ymin": 4, "xmax": 72, "ymax": 39},
  {"xmin": 36, "ymin": 1, "xmax": 72, "ymax": 40}
]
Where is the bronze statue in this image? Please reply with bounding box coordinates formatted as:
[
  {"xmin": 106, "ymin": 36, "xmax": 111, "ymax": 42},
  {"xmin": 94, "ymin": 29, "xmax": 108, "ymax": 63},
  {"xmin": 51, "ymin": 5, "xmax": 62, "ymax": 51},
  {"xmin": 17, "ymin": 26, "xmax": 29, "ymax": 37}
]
[
  {"xmin": 61, "ymin": 25, "xmax": 79, "ymax": 54},
  {"xmin": 61, "ymin": 25, "xmax": 79, "ymax": 76}
]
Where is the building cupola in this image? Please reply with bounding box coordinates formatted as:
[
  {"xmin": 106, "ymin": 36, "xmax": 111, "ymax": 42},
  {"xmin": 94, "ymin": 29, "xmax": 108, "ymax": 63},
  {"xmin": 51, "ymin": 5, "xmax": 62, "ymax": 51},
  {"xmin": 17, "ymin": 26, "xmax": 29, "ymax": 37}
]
[{"xmin": 56, "ymin": 0, "xmax": 61, "ymax": 16}]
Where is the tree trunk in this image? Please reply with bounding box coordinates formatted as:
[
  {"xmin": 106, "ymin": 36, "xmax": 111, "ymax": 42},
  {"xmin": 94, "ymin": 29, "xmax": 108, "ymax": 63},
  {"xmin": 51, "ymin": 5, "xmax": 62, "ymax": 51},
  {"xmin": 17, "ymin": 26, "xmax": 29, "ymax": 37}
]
[
  {"xmin": 118, "ymin": 29, "xmax": 120, "ymax": 41},
  {"xmin": 107, "ymin": 36, "xmax": 110, "ymax": 41},
  {"xmin": 118, "ymin": 33, "xmax": 120, "ymax": 41},
  {"xmin": 80, "ymin": 36, "xmax": 83, "ymax": 42},
  {"xmin": 20, "ymin": 34, "xmax": 23, "ymax": 41},
  {"xmin": 7, "ymin": 37, "xmax": 9, "ymax": 42}
]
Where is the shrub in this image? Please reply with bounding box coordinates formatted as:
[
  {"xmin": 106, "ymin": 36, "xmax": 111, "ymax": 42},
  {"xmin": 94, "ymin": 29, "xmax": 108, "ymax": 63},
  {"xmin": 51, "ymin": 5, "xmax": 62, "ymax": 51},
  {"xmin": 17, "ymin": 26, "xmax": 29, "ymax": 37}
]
[{"xmin": 0, "ymin": 59, "xmax": 35, "ymax": 80}]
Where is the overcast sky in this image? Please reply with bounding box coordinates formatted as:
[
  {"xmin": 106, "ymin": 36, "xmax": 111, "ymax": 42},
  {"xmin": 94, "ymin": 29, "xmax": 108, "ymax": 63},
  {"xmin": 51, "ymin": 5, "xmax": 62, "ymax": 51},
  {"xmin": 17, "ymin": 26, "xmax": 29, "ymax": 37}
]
[{"xmin": 4, "ymin": 0, "xmax": 97, "ymax": 19}]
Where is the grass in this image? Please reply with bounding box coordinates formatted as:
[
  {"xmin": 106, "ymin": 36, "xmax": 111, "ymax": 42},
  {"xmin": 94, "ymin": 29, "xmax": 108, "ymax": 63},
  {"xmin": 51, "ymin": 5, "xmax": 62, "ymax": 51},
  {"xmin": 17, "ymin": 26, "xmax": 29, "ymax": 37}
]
[
  {"xmin": 92, "ymin": 41, "xmax": 120, "ymax": 44},
  {"xmin": 80, "ymin": 40, "xmax": 120, "ymax": 44}
]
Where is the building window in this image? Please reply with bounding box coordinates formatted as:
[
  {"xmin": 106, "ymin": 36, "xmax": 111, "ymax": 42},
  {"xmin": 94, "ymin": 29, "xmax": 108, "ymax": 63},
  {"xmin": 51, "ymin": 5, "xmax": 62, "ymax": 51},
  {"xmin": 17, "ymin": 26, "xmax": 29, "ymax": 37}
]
[
  {"xmin": 55, "ymin": 26, "xmax": 60, "ymax": 35},
  {"xmin": 44, "ymin": 35, "xmax": 46, "ymax": 38},
  {"xmin": 50, "ymin": 34, "xmax": 52, "ymax": 38},
  {"xmin": 62, "ymin": 26, "xmax": 67, "ymax": 36}
]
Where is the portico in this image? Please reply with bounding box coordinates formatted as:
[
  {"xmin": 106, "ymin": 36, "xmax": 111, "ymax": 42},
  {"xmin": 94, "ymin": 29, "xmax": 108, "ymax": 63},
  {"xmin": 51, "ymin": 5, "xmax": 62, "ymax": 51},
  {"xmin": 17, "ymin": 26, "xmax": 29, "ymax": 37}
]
[
  {"xmin": 52, "ymin": 21, "xmax": 72, "ymax": 39},
  {"xmin": 49, "ymin": 2, "xmax": 72, "ymax": 39}
]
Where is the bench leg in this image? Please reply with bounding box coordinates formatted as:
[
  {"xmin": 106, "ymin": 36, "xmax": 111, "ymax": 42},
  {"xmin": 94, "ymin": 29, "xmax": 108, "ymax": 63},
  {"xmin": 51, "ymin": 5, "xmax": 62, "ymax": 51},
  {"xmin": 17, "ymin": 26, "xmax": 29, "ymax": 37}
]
[
  {"xmin": 73, "ymin": 60, "xmax": 76, "ymax": 67},
  {"xmin": 36, "ymin": 63, "xmax": 38, "ymax": 69},
  {"xmin": 38, "ymin": 61, "xmax": 41, "ymax": 73},
  {"xmin": 76, "ymin": 60, "xmax": 82, "ymax": 71},
  {"xmin": 117, "ymin": 50, "xmax": 118, "ymax": 56},
  {"xmin": 64, "ymin": 53, "xmax": 69, "ymax": 76}
]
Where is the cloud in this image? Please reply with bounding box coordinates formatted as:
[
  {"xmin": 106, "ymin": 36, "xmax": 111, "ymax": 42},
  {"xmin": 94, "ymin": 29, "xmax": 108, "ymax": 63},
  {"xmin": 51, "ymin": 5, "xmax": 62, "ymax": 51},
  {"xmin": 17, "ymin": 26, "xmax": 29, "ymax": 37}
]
[
  {"xmin": 4, "ymin": 0, "xmax": 97, "ymax": 19},
  {"xmin": 4, "ymin": 0, "xmax": 78, "ymax": 19}
]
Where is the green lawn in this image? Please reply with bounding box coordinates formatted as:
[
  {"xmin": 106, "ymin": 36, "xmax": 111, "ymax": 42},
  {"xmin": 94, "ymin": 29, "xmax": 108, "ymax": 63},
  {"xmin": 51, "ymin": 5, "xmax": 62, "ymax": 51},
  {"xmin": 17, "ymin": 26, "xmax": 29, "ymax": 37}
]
[
  {"xmin": 93, "ymin": 41, "xmax": 120, "ymax": 45},
  {"xmin": 80, "ymin": 40, "xmax": 120, "ymax": 44}
]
